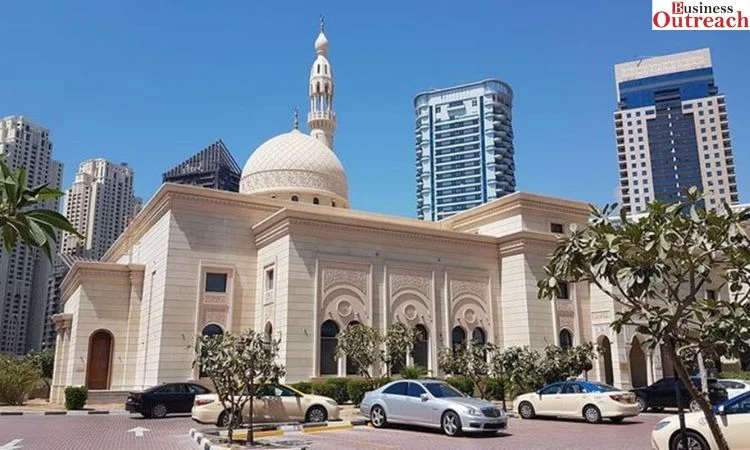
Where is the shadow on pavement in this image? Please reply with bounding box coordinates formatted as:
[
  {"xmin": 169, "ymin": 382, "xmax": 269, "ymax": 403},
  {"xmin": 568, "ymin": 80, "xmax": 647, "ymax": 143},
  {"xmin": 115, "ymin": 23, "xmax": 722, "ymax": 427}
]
[
  {"xmin": 381, "ymin": 423, "xmax": 512, "ymax": 439},
  {"xmin": 528, "ymin": 416, "xmax": 645, "ymax": 425}
]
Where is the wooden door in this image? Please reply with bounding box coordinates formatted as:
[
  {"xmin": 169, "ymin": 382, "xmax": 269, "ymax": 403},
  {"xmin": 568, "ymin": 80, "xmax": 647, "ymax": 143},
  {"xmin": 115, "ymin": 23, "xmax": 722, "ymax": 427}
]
[{"xmin": 86, "ymin": 331, "xmax": 112, "ymax": 390}]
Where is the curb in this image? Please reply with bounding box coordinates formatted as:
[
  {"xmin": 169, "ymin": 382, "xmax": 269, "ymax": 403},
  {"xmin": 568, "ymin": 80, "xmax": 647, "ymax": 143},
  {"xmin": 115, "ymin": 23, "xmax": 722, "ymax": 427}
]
[
  {"xmin": 189, "ymin": 420, "xmax": 367, "ymax": 449},
  {"xmin": 0, "ymin": 410, "xmax": 131, "ymax": 416}
]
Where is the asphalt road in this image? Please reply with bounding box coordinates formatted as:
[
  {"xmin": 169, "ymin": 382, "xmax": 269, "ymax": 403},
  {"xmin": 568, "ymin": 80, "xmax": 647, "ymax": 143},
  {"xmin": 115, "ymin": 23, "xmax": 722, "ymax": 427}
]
[{"xmin": 0, "ymin": 412, "xmax": 668, "ymax": 449}]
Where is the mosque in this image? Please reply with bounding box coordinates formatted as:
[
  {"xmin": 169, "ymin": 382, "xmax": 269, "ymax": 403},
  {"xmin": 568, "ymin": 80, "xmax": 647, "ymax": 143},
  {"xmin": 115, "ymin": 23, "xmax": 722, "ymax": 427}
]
[{"xmin": 50, "ymin": 21, "xmax": 675, "ymax": 403}]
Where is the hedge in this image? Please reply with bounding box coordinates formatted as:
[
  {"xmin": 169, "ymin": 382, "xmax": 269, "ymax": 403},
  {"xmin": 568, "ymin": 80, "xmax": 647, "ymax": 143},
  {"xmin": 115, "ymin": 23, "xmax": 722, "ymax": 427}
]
[
  {"xmin": 0, "ymin": 356, "xmax": 40, "ymax": 405},
  {"xmin": 445, "ymin": 376, "xmax": 475, "ymax": 396},
  {"xmin": 312, "ymin": 378, "xmax": 350, "ymax": 405},
  {"xmin": 65, "ymin": 386, "xmax": 88, "ymax": 410},
  {"xmin": 289, "ymin": 381, "xmax": 312, "ymax": 394}
]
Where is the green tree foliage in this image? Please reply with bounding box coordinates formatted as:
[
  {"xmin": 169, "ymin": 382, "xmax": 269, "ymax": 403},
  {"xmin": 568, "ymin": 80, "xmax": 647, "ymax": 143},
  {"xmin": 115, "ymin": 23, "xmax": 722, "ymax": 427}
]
[
  {"xmin": 538, "ymin": 188, "xmax": 750, "ymax": 450},
  {"xmin": 438, "ymin": 343, "xmax": 493, "ymax": 399},
  {"xmin": 383, "ymin": 322, "xmax": 419, "ymax": 375},
  {"xmin": 0, "ymin": 158, "xmax": 82, "ymax": 259},
  {"xmin": 193, "ymin": 330, "xmax": 285, "ymax": 444},
  {"xmin": 25, "ymin": 349, "xmax": 54, "ymax": 392},
  {"xmin": 0, "ymin": 356, "xmax": 40, "ymax": 405}
]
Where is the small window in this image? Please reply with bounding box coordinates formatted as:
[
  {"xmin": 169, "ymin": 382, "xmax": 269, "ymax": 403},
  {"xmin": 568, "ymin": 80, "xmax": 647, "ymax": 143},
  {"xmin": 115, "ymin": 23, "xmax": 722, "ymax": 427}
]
[
  {"xmin": 407, "ymin": 382, "xmax": 427, "ymax": 397},
  {"xmin": 706, "ymin": 289, "xmax": 717, "ymax": 300},
  {"xmin": 556, "ymin": 282, "xmax": 569, "ymax": 300},
  {"xmin": 383, "ymin": 382, "xmax": 408, "ymax": 396},
  {"xmin": 265, "ymin": 268, "xmax": 274, "ymax": 291},
  {"xmin": 291, "ymin": 195, "xmax": 299, "ymax": 202},
  {"xmin": 550, "ymin": 223, "xmax": 564, "ymax": 234},
  {"xmin": 313, "ymin": 197, "xmax": 320, "ymax": 205},
  {"xmin": 331, "ymin": 201, "xmax": 336, "ymax": 207},
  {"xmin": 205, "ymin": 273, "xmax": 228, "ymax": 293}
]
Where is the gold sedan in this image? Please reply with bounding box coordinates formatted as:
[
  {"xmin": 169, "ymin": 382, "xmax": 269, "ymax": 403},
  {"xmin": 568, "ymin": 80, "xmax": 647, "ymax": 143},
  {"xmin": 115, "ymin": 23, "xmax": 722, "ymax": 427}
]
[{"xmin": 191, "ymin": 384, "xmax": 341, "ymax": 426}]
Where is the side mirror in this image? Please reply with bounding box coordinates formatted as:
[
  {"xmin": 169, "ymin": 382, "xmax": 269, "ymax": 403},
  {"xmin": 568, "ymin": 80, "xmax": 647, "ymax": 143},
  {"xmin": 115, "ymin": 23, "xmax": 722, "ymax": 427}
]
[{"xmin": 420, "ymin": 393, "xmax": 429, "ymax": 402}]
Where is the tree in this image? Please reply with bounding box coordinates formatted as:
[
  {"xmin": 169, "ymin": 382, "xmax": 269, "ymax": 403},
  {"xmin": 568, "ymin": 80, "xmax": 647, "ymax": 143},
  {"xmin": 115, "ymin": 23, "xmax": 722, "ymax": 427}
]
[
  {"xmin": 538, "ymin": 343, "xmax": 596, "ymax": 384},
  {"xmin": 383, "ymin": 322, "xmax": 419, "ymax": 376},
  {"xmin": 492, "ymin": 346, "xmax": 543, "ymax": 398},
  {"xmin": 538, "ymin": 188, "xmax": 750, "ymax": 450},
  {"xmin": 0, "ymin": 158, "xmax": 82, "ymax": 259},
  {"xmin": 25, "ymin": 349, "xmax": 54, "ymax": 394},
  {"xmin": 193, "ymin": 329, "xmax": 285, "ymax": 444},
  {"xmin": 0, "ymin": 355, "xmax": 40, "ymax": 405},
  {"xmin": 438, "ymin": 342, "xmax": 494, "ymax": 399}
]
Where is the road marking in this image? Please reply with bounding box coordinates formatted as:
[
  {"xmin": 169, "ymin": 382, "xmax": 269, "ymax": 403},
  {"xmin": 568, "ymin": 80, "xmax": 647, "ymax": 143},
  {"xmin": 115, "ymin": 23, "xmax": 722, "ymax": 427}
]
[
  {"xmin": 127, "ymin": 427, "xmax": 150, "ymax": 438},
  {"xmin": 0, "ymin": 439, "xmax": 23, "ymax": 450}
]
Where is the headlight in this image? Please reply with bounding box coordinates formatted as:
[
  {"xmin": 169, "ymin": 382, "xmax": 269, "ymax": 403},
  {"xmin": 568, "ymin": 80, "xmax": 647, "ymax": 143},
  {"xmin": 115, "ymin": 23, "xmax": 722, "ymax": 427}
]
[
  {"xmin": 467, "ymin": 408, "xmax": 481, "ymax": 416},
  {"xmin": 324, "ymin": 398, "xmax": 338, "ymax": 406},
  {"xmin": 653, "ymin": 420, "xmax": 671, "ymax": 431}
]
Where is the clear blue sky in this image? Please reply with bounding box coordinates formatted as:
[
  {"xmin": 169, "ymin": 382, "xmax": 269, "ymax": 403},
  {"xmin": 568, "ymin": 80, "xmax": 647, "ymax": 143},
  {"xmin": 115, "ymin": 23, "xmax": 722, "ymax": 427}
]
[{"xmin": 2, "ymin": 0, "xmax": 749, "ymax": 217}]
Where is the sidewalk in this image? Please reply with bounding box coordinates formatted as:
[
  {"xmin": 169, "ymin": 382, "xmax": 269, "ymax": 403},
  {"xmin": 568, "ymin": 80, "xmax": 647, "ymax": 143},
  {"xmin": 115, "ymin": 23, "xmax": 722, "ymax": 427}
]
[{"xmin": 0, "ymin": 398, "xmax": 128, "ymax": 415}]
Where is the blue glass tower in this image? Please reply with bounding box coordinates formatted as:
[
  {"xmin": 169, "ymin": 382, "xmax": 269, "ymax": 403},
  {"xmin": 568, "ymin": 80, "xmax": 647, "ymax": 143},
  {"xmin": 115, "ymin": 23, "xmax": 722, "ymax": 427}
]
[
  {"xmin": 614, "ymin": 49, "xmax": 738, "ymax": 213},
  {"xmin": 415, "ymin": 79, "xmax": 516, "ymax": 221}
]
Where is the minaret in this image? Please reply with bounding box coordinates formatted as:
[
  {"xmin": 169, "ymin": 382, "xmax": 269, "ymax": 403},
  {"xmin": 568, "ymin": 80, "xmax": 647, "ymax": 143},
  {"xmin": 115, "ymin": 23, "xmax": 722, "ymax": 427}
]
[{"xmin": 308, "ymin": 16, "xmax": 336, "ymax": 151}]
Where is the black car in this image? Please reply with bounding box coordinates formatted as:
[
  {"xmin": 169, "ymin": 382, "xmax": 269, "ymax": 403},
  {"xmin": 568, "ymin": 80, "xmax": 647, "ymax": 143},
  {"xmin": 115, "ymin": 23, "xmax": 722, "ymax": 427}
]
[
  {"xmin": 126, "ymin": 383, "xmax": 212, "ymax": 418},
  {"xmin": 632, "ymin": 377, "xmax": 728, "ymax": 412}
]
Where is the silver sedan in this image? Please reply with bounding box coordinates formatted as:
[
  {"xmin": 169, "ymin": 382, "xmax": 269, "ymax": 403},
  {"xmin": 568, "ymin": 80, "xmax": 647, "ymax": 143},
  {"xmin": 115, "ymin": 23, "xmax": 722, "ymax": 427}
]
[{"xmin": 359, "ymin": 379, "xmax": 507, "ymax": 436}]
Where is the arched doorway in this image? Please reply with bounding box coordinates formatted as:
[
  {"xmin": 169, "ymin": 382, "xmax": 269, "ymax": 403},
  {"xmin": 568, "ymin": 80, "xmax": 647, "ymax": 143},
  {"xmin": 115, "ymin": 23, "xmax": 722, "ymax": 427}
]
[
  {"xmin": 629, "ymin": 338, "xmax": 648, "ymax": 388},
  {"xmin": 597, "ymin": 335, "xmax": 614, "ymax": 386},
  {"xmin": 86, "ymin": 330, "xmax": 113, "ymax": 390},
  {"xmin": 320, "ymin": 320, "xmax": 339, "ymax": 375},
  {"xmin": 451, "ymin": 326, "xmax": 466, "ymax": 351},
  {"xmin": 413, "ymin": 325, "xmax": 428, "ymax": 368},
  {"xmin": 559, "ymin": 329, "xmax": 573, "ymax": 350}
]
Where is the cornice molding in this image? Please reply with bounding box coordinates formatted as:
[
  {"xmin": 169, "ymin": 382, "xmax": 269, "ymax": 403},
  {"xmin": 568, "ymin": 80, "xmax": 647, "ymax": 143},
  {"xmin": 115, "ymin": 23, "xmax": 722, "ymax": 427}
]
[
  {"xmin": 497, "ymin": 230, "xmax": 559, "ymax": 257},
  {"xmin": 61, "ymin": 262, "xmax": 145, "ymax": 304}
]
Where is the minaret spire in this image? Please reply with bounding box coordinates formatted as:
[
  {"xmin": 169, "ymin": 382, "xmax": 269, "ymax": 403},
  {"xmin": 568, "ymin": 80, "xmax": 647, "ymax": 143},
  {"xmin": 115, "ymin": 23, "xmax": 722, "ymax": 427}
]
[
  {"xmin": 293, "ymin": 107, "xmax": 299, "ymax": 130},
  {"xmin": 308, "ymin": 18, "xmax": 336, "ymax": 150}
]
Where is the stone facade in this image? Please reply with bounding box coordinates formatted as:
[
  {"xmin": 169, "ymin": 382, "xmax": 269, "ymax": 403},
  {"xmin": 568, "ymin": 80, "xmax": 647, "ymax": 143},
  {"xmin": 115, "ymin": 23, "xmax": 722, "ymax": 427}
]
[{"xmin": 50, "ymin": 184, "xmax": 667, "ymax": 399}]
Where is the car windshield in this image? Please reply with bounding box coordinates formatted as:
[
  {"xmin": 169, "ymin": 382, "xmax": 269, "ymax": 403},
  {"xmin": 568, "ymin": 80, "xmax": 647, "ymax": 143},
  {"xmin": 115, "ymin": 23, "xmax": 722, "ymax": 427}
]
[
  {"xmin": 424, "ymin": 382, "xmax": 465, "ymax": 398},
  {"xmin": 588, "ymin": 382, "xmax": 619, "ymax": 392}
]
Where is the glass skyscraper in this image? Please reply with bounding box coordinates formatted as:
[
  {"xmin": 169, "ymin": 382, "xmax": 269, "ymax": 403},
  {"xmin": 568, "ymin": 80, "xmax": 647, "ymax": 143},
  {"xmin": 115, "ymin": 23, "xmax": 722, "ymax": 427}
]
[
  {"xmin": 415, "ymin": 79, "xmax": 516, "ymax": 221},
  {"xmin": 614, "ymin": 48, "xmax": 739, "ymax": 213}
]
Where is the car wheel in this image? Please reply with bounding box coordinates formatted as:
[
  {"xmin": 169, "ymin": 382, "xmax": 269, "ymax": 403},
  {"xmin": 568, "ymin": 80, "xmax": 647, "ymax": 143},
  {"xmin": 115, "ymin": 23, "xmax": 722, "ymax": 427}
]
[
  {"xmin": 370, "ymin": 405, "xmax": 387, "ymax": 428},
  {"xmin": 305, "ymin": 406, "xmax": 328, "ymax": 423},
  {"xmin": 218, "ymin": 410, "xmax": 241, "ymax": 428},
  {"xmin": 583, "ymin": 405, "xmax": 602, "ymax": 424},
  {"xmin": 151, "ymin": 403, "xmax": 167, "ymax": 419},
  {"xmin": 636, "ymin": 396, "xmax": 648, "ymax": 413},
  {"xmin": 609, "ymin": 417, "xmax": 625, "ymax": 424},
  {"xmin": 518, "ymin": 401, "xmax": 536, "ymax": 419},
  {"xmin": 441, "ymin": 410, "xmax": 462, "ymax": 436},
  {"xmin": 689, "ymin": 400, "xmax": 701, "ymax": 412},
  {"xmin": 670, "ymin": 430, "xmax": 709, "ymax": 450}
]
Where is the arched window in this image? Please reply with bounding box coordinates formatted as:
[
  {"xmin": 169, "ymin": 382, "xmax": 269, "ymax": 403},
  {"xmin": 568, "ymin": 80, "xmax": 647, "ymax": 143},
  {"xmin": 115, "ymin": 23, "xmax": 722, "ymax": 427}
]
[
  {"xmin": 332, "ymin": 201, "xmax": 336, "ymax": 207},
  {"xmin": 325, "ymin": 64, "xmax": 328, "ymax": 74},
  {"xmin": 313, "ymin": 197, "xmax": 320, "ymax": 205},
  {"xmin": 559, "ymin": 329, "xmax": 573, "ymax": 350},
  {"xmin": 413, "ymin": 325, "xmax": 428, "ymax": 368},
  {"xmin": 346, "ymin": 321, "xmax": 361, "ymax": 375},
  {"xmin": 451, "ymin": 326, "xmax": 466, "ymax": 351},
  {"xmin": 317, "ymin": 64, "xmax": 320, "ymax": 74},
  {"xmin": 291, "ymin": 195, "xmax": 299, "ymax": 202},
  {"xmin": 472, "ymin": 327, "xmax": 486, "ymax": 345},
  {"xmin": 199, "ymin": 324, "xmax": 224, "ymax": 377},
  {"xmin": 320, "ymin": 320, "xmax": 339, "ymax": 375},
  {"xmin": 264, "ymin": 322, "xmax": 273, "ymax": 342}
]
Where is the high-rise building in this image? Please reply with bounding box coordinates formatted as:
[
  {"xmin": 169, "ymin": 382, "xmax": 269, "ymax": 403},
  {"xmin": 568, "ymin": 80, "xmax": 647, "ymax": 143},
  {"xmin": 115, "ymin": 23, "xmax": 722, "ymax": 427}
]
[
  {"xmin": 414, "ymin": 79, "xmax": 516, "ymax": 221},
  {"xmin": 614, "ymin": 48, "xmax": 739, "ymax": 213},
  {"xmin": 60, "ymin": 159, "xmax": 139, "ymax": 260},
  {"xmin": 0, "ymin": 116, "xmax": 63, "ymax": 354},
  {"xmin": 42, "ymin": 253, "xmax": 92, "ymax": 350},
  {"xmin": 162, "ymin": 140, "xmax": 241, "ymax": 192}
]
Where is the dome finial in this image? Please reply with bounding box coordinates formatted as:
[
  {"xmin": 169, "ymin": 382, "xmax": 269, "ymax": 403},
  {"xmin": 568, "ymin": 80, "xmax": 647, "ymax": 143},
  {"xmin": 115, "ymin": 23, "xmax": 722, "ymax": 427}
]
[
  {"xmin": 293, "ymin": 107, "xmax": 299, "ymax": 130},
  {"xmin": 314, "ymin": 16, "xmax": 329, "ymax": 55},
  {"xmin": 320, "ymin": 14, "xmax": 325, "ymax": 32}
]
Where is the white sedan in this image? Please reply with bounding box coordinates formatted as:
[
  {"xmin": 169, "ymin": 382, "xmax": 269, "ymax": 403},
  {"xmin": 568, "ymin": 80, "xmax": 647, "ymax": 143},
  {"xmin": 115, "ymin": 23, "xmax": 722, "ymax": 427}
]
[
  {"xmin": 719, "ymin": 379, "xmax": 750, "ymax": 399},
  {"xmin": 514, "ymin": 380, "xmax": 639, "ymax": 424},
  {"xmin": 651, "ymin": 391, "xmax": 750, "ymax": 450}
]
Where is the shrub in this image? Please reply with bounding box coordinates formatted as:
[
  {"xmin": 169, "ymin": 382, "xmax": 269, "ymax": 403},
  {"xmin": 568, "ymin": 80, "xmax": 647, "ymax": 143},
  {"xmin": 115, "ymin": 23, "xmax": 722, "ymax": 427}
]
[
  {"xmin": 347, "ymin": 379, "xmax": 372, "ymax": 405},
  {"xmin": 446, "ymin": 376, "xmax": 475, "ymax": 396},
  {"xmin": 290, "ymin": 381, "xmax": 312, "ymax": 394},
  {"xmin": 64, "ymin": 386, "xmax": 88, "ymax": 410},
  {"xmin": 400, "ymin": 365, "xmax": 428, "ymax": 380},
  {"xmin": 486, "ymin": 378, "xmax": 505, "ymax": 401},
  {"xmin": 312, "ymin": 378, "xmax": 349, "ymax": 404},
  {"xmin": 0, "ymin": 356, "xmax": 40, "ymax": 405},
  {"xmin": 720, "ymin": 371, "xmax": 750, "ymax": 381}
]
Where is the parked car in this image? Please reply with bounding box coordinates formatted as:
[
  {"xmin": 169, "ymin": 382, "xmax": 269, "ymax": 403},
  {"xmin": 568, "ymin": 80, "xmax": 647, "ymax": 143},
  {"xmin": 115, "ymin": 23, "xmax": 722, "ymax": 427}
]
[
  {"xmin": 650, "ymin": 390, "xmax": 750, "ymax": 450},
  {"xmin": 126, "ymin": 382, "xmax": 212, "ymax": 418},
  {"xmin": 719, "ymin": 379, "xmax": 750, "ymax": 399},
  {"xmin": 632, "ymin": 377, "xmax": 728, "ymax": 413},
  {"xmin": 359, "ymin": 379, "xmax": 507, "ymax": 436},
  {"xmin": 513, "ymin": 380, "xmax": 639, "ymax": 424},
  {"xmin": 191, "ymin": 384, "xmax": 340, "ymax": 426}
]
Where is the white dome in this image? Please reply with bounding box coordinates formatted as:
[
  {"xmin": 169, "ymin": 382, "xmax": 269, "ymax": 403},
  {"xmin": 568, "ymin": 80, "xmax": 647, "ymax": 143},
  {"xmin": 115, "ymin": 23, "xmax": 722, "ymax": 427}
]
[{"xmin": 240, "ymin": 129, "xmax": 348, "ymax": 205}]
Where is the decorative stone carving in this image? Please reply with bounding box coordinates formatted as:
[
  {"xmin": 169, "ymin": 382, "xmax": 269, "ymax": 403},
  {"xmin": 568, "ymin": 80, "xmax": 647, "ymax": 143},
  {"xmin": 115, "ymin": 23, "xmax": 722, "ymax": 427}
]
[
  {"xmin": 593, "ymin": 324, "xmax": 610, "ymax": 336},
  {"xmin": 203, "ymin": 295, "xmax": 227, "ymax": 305},
  {"xmin": 464, "ymin": 308, "xmax": 477, "ymax": 324},
  {"xmin": 403, "ymin": 304, "xmax": 418, "ymax": 321},
  {"xmin": 390, "ymin": 273, "xmax": 430, "ymax": 298},
  {"xmin": 263, "ymin": 291, "xmax": 274, "ymax": 305},
  {"xmin": 323, "ymin": 268, "xmax": 367, "ymax": 294},
  {"xmin": 591, "ymin": 310, "xmax": 611, "ymax": 322},
  {"xmin": 336, "ymin": 300, "xmax": 353, "ymax": 317},
  {"xmin": 559, "ymin": 315, "xmax": 575, "ymax": 330},
  {"xmin": 204, "ymin": 310, "xmax": 226, "ymax": 326},
  {"xmin": 450, "ymin": 279, "xmax": 486, "ymax": 302}
]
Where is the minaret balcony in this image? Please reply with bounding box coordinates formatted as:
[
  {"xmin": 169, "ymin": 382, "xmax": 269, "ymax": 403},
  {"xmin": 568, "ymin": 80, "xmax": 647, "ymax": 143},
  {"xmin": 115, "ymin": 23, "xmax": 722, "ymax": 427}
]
[{"xmin": 308, "ymin": 111, "xmax": 336, "ymax": 121}]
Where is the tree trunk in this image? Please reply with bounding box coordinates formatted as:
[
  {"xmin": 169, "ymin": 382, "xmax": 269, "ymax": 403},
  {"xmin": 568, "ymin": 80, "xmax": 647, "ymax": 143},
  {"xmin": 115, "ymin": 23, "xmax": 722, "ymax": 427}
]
[
  {"xmin": 697, "ymin": 352, "xmax": 708, "ymax": 395},
  {"xmin": 666, "ymin": 342, "xmax": 729, "ymax": 450},
  {"xmin": 249, "ymin": 394, "xmax": 254, "ymax": 445}
]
